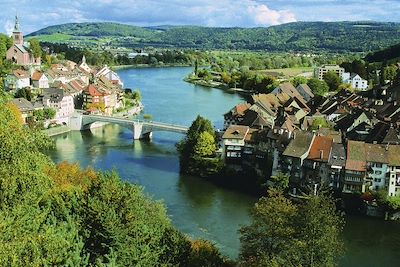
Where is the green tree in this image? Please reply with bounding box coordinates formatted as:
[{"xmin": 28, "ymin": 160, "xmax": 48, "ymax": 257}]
[
  {"xmin": 383, "ymin": 65, "xmax": 398, "ymax": 84},
  {"xmin": 270, "ymin": 171, "xmax": 290, "ymax": 191},
  {"xmin": 240, "ymin": 189, "xmax": 299, "ymax": 266},
  {"xmin": 15, "ymin": 88, "xmax": 33, "ymax": 101},
  {"xmin": 44, "ymin": 108, "xmax": 56, "ymax": 119},
  {"xmin": 297, "ymin": 194, "xmax": 344, "ymax": 267},
  {"xmin": 323, "ymin": 71, "xmax": 341, "ymax": 91},
  {"xmin": 291, "ymin": 76, "xmax": 308, "ymax": 87},
  {"xmin": 240, "ymin": 190, "xmax": 344, "ymax": 267},
  {"xmin": 177, "ymin": 115, "xmax": 217, "ymax": 175},
  {"xmin": 29, "ymin": 38, "xmax": 42, "ymax": 59},
  {"xmin": 193, "ymin": 131, "xmax": 216, "ymax": 157},
  {"xmin": 307, "ymin": 78, "xmax": 329, "ymax": 96},
  {"xmin": 0, "ymin": 95, "xmax": 226, "ymax": 266}
]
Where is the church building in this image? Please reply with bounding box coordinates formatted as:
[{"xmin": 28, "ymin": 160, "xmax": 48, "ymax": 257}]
[{"xmin": 6, "ymin": 16, "xmax": 41, "ymax": 66}]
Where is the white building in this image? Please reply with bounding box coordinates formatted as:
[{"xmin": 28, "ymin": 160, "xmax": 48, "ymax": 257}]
[
  {"xmin": 343, "ymin": 73, "xmax": 368, "ymax": 91},
  {"xmin": 4, "ymin": 69, "xmax": 30, "ymax": 90},
  {"xmin": 365, "ymin": 144, "xmax": 389, "ymax": 192},
  {"xmin": 31, "ymin": 71, "xmax": 49, "ymax": 89},
  {"xmin": 221, "ymin": 125, "xmax": 249, "ymax": 160},
  {"xmin": 95, "ymin": 65, "xmax": 124, "ymax": 87},
  {"xmin": 388, "ymin": 146, "xmax": 400, "ymax": 197},
  {"xmin": 42, "ymin": 88, "xmax": 74, "ymax": 120},
  {"xmin": 315, "ymin": 65, "xmax": 345, "ymax": 81}
]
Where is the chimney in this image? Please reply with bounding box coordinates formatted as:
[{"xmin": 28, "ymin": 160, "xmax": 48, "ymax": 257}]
[{"xmin": 320, "ymin": 150, "xmax": 324, "ymax": 159}]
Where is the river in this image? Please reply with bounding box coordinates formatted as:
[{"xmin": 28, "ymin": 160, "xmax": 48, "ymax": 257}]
[{"xmin": 47, "ymin": 67, "xmax": 400, "ymax": 266}]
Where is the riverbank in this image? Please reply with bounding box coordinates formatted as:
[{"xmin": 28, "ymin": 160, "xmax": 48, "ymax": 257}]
[
  {"xmin": 112, "ymin": 63, "xmax": 193, "ymax": 70},
  {"xmin": 184, "ymin": 77, "xmax": 254, "ymax": 96},
  {"xmin": 42, "ymin": 125, "xmax": 71, "ymax": 137}
]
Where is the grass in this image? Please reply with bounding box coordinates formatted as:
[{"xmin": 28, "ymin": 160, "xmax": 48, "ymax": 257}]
[{"xmin": 257, "ymin": 67, "xmax": 314, "ymax": 78}]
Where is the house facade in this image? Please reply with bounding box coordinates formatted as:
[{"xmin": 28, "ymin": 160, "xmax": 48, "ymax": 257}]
[
  {"xmin": 4, "ymin": 69, "xmax": 30, "ymax": 90},
  {"xmin": 221, "ymin": 125, "xmax": 250, "ymax": 161},
  {"xmin": 315, "ymin": 65, "xmax": 345, "ymax": 81},
  {"xmin": 31, "ymin": 72, "xmax": 49, "ymax": 89},
  {"xmin": 42, "ymin": 88, "xmax": 74, "ymax": 119}
]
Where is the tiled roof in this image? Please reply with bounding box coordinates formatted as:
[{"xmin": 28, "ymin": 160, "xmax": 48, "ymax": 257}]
[
  {"xmin": 329, "ymin": 143, "xmax": 346, "ymax": 167},
  {"xmin": 365, "ymin": 143, "xmax": 388, "ymax": 163},
  {"xmin": 388, "ymin": 145, "xmax": 400, "ymax": 166},
  {"xmin": 297, "ymin": 84, "xmax": 314, "ymax": 98},
  {"xmin": 12, "ymin": 69, "xmax": 29, "ymax": 79},
  {"xmin": 307, "ymin": 136, "xmax": 333, "ymax": 162},
  {"xmin": 31, "ymin": 71, "xmax": 44, "ymax": 81},
  {"xmin": 222, "ymin": 125, "xmax": 249, "ymax": 139},
  {"xmin": 11, "ymin": 98, "xmax": 33, "ymax": 112},
  {"xmin": 345, "ymin": 140, "xmax": 366, "ymax": 171},
  {"xmin": 283, "ymin": 131, "xmax": 314, "ymax": 158}
]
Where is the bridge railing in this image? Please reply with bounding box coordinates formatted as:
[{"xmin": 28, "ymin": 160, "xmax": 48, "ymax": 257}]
[{"xmin": 83, "ymin": 115, "xmax": 188, "ymax": 130}]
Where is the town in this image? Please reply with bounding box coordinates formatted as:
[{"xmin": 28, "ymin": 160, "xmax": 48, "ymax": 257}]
[
  {"xmin": 4, "ymin": 15, "xmax": 400, "ymax": 215},
  {"xmin": 3, "ymin": 16, "xmax": 141, "ymax": 131},
  {"xmin": 219, "ymin": 62, "xmax": 400, "ymax": 214}
]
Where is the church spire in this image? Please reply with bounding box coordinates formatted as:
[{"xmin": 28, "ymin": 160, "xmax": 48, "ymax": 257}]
[{"xmin": 14, "ymin": 15, "xmax": 20, "ymax": 32}]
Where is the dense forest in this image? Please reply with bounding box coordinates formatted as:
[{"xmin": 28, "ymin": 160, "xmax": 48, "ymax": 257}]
[{"xmin": 27, "ymin": 21, "xmax": 400, "ymax": 53}]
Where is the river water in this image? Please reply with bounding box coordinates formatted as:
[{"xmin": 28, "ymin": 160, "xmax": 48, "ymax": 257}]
[{"xmin": 47, "ymin": 67, "xmax": 400, "ymax": 266}]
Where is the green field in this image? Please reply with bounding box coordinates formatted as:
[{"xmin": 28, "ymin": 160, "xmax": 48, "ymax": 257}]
[{"xmin": 257, "ymin": 67, "xmax": 314, "ymax": 78}]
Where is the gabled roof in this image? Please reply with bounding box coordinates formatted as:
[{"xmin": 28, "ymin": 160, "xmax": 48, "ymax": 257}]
[
  {"xmin": 365, "ymin": 143, "xmax": 388, "ymax": 164},
  {"xmin": 86, "ymin": 84, "xmax": 105, "ymax": 97},
  {"xmin": 15, "ymin": 44, "xmax": 28, "ymax": 54},
  {"xmin": 383, "ymin": 127, "xmax": 400, "ymax": 144},
  {"xmin": 297, "ymin": 84, "xmax": 314, "ymax": 98},
  {"xmin": 345, "ymin": 140, "xmax": 366, "ymax": 171},
  {"xmin": 240, "ymin": 110, "xmax": 271, "ymax": 128},
  {"xmin": 12, "ymin": 69, "xmax": 29, "ymax": 79},
  {"xmin": 31, "ymin": 71, "xmax": 45, "ymax": 81},
  {"xmin": 283, "ymin": 131, "xmax": 314, "ymax": 158},
  {"xmin": 11, "ymin": 98, "xmax": 33, "ymax": 112},
  {"xmin": 222, "ymin": 125, "xmax": 249, "ymax": 139},
  {"xmin": 329, "ymin": 143, "xmax": 346, "ymax": 167},
  {"xmin": 43, "ymin": 88, "xmax": 67, "ymax": 103},
  {"xmin": 388, "ymin": 145, "xmax": 400, "ymax": 166},
  {"xmin": 307, "ymin": 136, "xmax": 333, "ymax": 162}
]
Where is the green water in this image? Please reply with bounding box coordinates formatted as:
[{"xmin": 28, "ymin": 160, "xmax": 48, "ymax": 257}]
[{"xmin": 47, "ymin": 67, "xmax": 400, "ymax": 266}]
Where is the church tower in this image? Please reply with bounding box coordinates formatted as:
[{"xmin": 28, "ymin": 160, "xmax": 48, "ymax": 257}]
[{"xmin": 12, "ymin": 15, "xmax": 23, "ymax": 45}]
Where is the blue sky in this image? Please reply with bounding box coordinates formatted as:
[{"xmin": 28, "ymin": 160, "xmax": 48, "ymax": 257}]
[{"xmin": 1, "ymin": 0, "xmax": 400, "ymax": 34}]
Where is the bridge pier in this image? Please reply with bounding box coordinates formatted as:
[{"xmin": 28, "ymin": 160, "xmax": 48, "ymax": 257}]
[{"xmin": 132, "ymin": 122, "xmax": 152, "ymax": 140}]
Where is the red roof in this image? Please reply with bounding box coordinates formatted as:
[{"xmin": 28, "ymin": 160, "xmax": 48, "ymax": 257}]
[
  {"xmin": 31, "ymin": 71, "xmax": 43, "ymax": 81},
  {"xmin": 307, "ymin": 136, "xmax": 333, "ymax": 162},
  {"xmin": 86, "ymin": 84, "xmax": 103, "ymax": 97}
]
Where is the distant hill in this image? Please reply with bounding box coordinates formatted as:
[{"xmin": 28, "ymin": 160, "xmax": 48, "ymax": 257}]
[
  {"xmin": 27, "ymin": 21, "xmax": 400, "ymax": 53},
  {"xmin": 365, "ymin": 42, "xmax": 400, "ymax": 63}
]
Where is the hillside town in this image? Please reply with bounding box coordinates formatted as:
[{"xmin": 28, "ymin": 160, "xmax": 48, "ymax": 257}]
[
  {"xmin": 221, "ymin": 64, "xmax": 400, "ymax": 206},
  {"xmin": 3, "ymin": 16, "xmax": 140, "ymax": 128}
]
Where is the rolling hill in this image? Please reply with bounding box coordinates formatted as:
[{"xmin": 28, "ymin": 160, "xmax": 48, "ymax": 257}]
[{"xmin": 27, "ymin": 21, "xmax": 400, "ymax": 53}]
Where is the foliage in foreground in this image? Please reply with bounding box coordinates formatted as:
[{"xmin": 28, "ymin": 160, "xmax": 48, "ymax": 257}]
[
  {"xmin": 239, "ymin": 189, "xmax": 344, "ymax": 267},
  {"xmin": 0, "ymin": 96, "xmax": 228, "ymax": 266}
]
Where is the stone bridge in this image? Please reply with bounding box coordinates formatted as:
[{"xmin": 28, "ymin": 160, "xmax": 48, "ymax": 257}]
[{"xmin": 69, "ymin": 113, "xmax": 188, "ymax": 139}]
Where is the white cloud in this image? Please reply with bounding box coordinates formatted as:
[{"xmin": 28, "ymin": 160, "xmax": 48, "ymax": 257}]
[
  {"xmin": 4, "ymin": 20, "xmax": 14, "ymax": 35},
  {"xmin": 247, "ymin": 2, "xmax": 296, "ymax": 25},
  {"xmin": 0, "ymin": 0, "xmax": 399, "ymax": 34}
]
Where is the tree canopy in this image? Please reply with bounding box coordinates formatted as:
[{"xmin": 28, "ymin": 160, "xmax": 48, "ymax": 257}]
[
  {"xmin": 240, "ymin": 189, "xmax": 344, "ymax": 267},
  {"xmin": 307, "ymin": 78, "xmax": 329, "ymax": 96},
  {"xmin": 0, "ymin": 95, "xmax": 228, "ymax": 266},
  {"xmin": 323, "ymin": 71, "xmax": 342, "ymax": 91}
]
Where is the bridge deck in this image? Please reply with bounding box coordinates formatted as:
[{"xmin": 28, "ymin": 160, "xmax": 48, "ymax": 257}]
[{"xmin": 82, "ymin": 114, "xmax": 189, "ymax": 133}]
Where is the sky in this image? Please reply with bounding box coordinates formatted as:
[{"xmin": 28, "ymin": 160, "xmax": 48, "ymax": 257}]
[{"xmin": 1, "ymin": 0, "xmax": 400, "ymax": 34}]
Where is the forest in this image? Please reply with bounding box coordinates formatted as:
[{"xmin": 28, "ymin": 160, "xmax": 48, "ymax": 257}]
[{"xmin": 27, "ymin": 21, "xmax": 400, "ymax": 53}]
